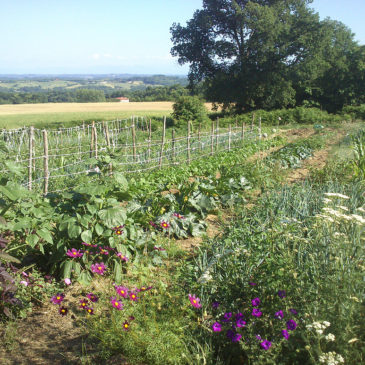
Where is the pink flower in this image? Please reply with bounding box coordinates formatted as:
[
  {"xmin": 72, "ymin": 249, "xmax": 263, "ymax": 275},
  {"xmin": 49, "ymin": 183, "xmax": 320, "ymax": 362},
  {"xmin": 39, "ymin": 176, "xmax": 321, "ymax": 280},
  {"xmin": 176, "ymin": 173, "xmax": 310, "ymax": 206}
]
[
  {"xmin": 115, "ymin": 286, "xmax": 129, "ymax": 298},
  {"xmin": 110, "ymin": 296, "xmax": 123, "ymax": 310},
  {"xmin": 116, "ymin": 253, "xmax": 129, "ymax": 262},
  {"xmin": 188, "ymin": 294, "xmax": 202, "ymax": 308},
  {"xmin": 51, "ymin": 293, "xmax": 65, "ymax": 305},
  {"xmin": 160, "ymin": 221, "xmax": 170, "ymax": 229},
  {"xmin": 66, "ymin": 248, "xmax": 83, "ymax": 258},
  {"xmin": 91, "ymin": 262, "xmax": 107, "ymax": 275},
  {"xmin": 20, "ymin": 280, "xmax": 28, "ymax": 286},
  {"xmin": 64, "ymin": 278, "xmax": 71, "ymax": 285},
  {"xmin": 129, "ymin": 292, "xmax": 139, "ymax": 302}
]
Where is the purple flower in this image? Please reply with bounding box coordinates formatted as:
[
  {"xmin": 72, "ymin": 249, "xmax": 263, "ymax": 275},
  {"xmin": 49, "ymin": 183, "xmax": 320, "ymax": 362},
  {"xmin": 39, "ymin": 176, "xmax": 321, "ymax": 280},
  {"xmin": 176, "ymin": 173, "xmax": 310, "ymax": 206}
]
[
  {"xmin": 289, "ymin": 308, "xmax": 298, "ymax": 315},
  {"xmin": 66, "ymin": 248, "xmax": 83, "ymax": 258},
  {"xmin": 110, "ymin": 296, "xmax": 123, "ymax": 310},
  {"xmin": 252, "ymin": 308, "xmax": 262, "ymax": 317},
  {"xmin": 20, "ymin": 280, "xmax": 28, "ymax": 286},
  {"xmin": 173, "ymin": 213, "xmax": 185, "ymax": 219},
  {"xmin": 85, "ymin": 307, "xmax": 94, "ymax": 315},
  {"xmin": 260, "ymin": 340, "xmax": 272, "ymax": 350},
  {"xmin": 79, "ymin": 298, "xmax": 89, "ymax": 309},
  {"xmin": 236, "ymin": 318, "xmax": 246, "ymax": 328},
  {"xmin": 115, "ymin": 286, "xmax": 129, "ymax": 298},
  {"xmin": 86, "ymin": 293, "xmax": 99, "ymax": 303},
  {"xmin": 286, "ymin": 319, "xmax": 297, "ymax": 331},
  {"xmin": 251, "ymin": 297, "xmax": 260, "ymax": 307},
  {"xmin": 129, "ymin": 292, "xmax": 139, "ymax": 302},
  {"xmin": 212, "ymin": 322, "xmax": 222, "ymax": 332},
  {"xmin": 235, "ymin": 312, "xmax": 244, "ymax": 320},
  {"xmin": 222, "ymin": 312, "xmax": 232, "ymax": 322},
  {"xmin": 212, "ymin": 301, "xmax": 220, "ymax": 309},
  {"xmin": 278, "ymin": 290, "xmax": 286, "ymax": 299},
  {"xmin": 188, "ymin": 294, "xmax": 201, "ymax": 308},
  {"xmin": 91, "ymin": 262, "xmax": 107, "ymax": 275},
  {"xmin": 275, "ymin": 310, "xmax": 284, "ymax": 320},
  {"xmin": 282, "ymin": 329, "xmax": 290, "ymax": 340},
  {"xmin": 59, "ymin": 306, "xmax": 68, "ymax": 316},
  {"xmin": 249, "ymin": 282, "xmax": 257, "ymax": 286},
  {"xmin": 51, "ymin": 293, "xmax": 65, "ymax": 305},
  {"xmin": 227, "ymin": 330, "xmax": 241, "ymax": 342}
]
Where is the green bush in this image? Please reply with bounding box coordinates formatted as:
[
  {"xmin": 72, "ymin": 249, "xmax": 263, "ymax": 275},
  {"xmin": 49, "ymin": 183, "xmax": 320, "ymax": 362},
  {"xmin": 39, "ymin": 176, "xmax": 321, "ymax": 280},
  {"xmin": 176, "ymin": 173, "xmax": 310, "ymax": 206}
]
[{"xmin": 172, "ymin": 96, "xmax": 208, "ymax": 127}]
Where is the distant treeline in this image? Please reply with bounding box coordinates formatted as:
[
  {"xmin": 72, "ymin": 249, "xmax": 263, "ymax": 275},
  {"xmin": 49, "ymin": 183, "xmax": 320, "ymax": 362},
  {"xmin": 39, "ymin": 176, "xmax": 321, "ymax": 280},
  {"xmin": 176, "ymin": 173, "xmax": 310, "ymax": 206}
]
[{"xmin": 0, "ymin": 85, "xmax": 190, "ymax": 104}]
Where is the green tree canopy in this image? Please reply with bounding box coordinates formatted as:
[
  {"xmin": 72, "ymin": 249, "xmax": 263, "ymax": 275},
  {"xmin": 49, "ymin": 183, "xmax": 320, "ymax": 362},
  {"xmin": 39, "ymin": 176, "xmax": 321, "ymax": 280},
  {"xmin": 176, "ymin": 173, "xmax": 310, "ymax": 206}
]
[{"xmin": 170, "ymin": 0, "xmax": 363, "ymax": 112}]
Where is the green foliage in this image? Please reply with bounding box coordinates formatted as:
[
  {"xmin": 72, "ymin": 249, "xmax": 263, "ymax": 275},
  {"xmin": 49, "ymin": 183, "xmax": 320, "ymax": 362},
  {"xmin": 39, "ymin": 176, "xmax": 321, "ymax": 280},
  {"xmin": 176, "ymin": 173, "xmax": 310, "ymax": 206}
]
[{"xmin": 172, "ymin": 96, "xmax": 208, "ymax": 126}]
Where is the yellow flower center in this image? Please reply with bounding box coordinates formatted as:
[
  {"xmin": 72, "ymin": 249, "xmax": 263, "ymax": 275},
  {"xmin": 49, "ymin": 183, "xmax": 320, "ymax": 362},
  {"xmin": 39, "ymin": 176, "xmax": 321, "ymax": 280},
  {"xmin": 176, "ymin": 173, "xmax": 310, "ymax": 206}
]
[
  {"xmin": 115, "ymin": 301, "xmax": 119, "ymax": 306},
  {"xmin": 124, "ymin": 324, "xmax": 129, "ymax": 328},
  {"xmin": 56, "ymin": 296, "xmax": 60, "ymax": 300},
  {"xmin": 98, "ymin": 266, "xmax": 102, "ymax": 270},
  {"xmin": 121, "ymin": 290, "xmax": 125, "ymax": 294},
  {"xmin": 193, "ymin": 300, "xmax": 197, "ymax": 303},
  {"xmin": 73, "ymin": 252, "xmax": 77, "ymax": 255}
]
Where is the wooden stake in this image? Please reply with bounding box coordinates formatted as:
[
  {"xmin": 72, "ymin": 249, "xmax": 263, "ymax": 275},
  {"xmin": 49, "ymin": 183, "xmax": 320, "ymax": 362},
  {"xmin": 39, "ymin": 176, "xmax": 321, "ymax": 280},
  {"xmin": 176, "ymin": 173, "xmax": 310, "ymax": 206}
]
[
  {"xmin": 28, "ymin": 126, "xmax": 34, "ymax": 191},
  {"xmin": 228, "ymin": 124, "xmax": 231, "ymax": 151},
  {"xmin": 210, "ymin": 120, "xmax": 214, "ymax": 156},
  {"xmin": 259, "ymin": 116, "xmax": 262, "ymax": 140},
  {"xmin": 187, "ymin": 121, "xmax": 191, "ymax": 164},
  {"xmin": 90, "ymin": 122, "xmax": 94, "ymax": 158},
  {"xmin": 251, "ymin": 113, "xmax": 255, "ymax": 132},
  {"xmin": 172, "ymin": 129, "xmax": 176, "ymax": 162},
  {"xmin": 42, "ymin": 130, "xmax": 49, "ymax": 195},
  {"xmin": 241, "ymin": 121, "xmax": 245, "ymax": 144},
  {"xmin": 132, "ymin": 122, "xmax": 136, "ymax": 162},
  {"xmin": 159, "ymin": 117, "xmax": 166, "ymax": 169},
  {"xmin": 215, "ymin": 118, "xmax": 219, "ymax": 151},
  {"xmin": 198, "ymin": 123, "xmax": 201, "ymax": 151},
  {"xmin": 148, "ymin": 119, "xmax": 152, "ymax": 162}
]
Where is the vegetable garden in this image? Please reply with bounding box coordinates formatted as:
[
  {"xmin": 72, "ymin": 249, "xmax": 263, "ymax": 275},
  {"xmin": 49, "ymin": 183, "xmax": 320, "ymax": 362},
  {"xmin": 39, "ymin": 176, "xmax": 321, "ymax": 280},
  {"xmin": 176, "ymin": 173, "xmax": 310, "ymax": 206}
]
[{"xmin": 0, "ymin": 115, "xmax": 364, "ymax": 365}]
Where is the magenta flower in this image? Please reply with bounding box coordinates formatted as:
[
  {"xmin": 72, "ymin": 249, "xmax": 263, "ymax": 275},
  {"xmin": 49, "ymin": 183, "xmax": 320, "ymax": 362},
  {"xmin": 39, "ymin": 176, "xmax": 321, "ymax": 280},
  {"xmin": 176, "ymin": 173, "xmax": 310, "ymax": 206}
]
[
  {"xmin": 251, "ymin": 297, "xmax": 260, "ymax": 307},
  {"xmin": 236, "ymin": 318, "xmax": 246, "ymax": 328},
  {"xmin": 137, "ymin": 285, "xmax": 152, "ymax": 292},
  {"xmin": 252, "ymin": 308, "xmax": 262, "ymax": 317},
  {"xmin": 227, "ymin": 330, "xmax": 241, "ymax": 342},
  {"xmin": 222, "ymin": 312, "xmax": 232, "ymax": 322},
  {"xmin": 20, "ymin": 280, "xmax": 28, "ymax": 286},
  {"xmin": 110, "ymin": 296, "xmax": 124, "ymax": 310},
  {"xmin": 66, "ymin": 248, "xmax": 83, "ymax": 258},
  {"xmin": 153, "ymin": 246, "xmax": 165, "ymax": 251},
  {"xmin": 85, "ymin": 307, "xmax": 94, "ymax": 315},
  {"xmin": 149, "ymin": 221, "xmax": 157, "ymax": 227},
  {"xmin": 116, "ymin": 253, "xmax": 129, "ymax": 262},
  {"xmin": 235, "ymin": 312, "xmax": 244, "ymax": 320},
  {"xmin": 129, "ymin": 292, "xmax": 139, "ymax": 302},
  {"xmin": 286, "ymin": 319, "xmax": 297, "ymax": 331},
  {"xmin": 188, "ymin": 294, "xmax": 202, "ymax": 308},
  {"xmin": 160, "ymin": 221, "xmax": 170, "ymax": 229},
  {"xmin": 59, "ymin": 306, "xmax": 68, "ymax": 316},
  {"xmin": 91, "ymin": 262, "xmax": 107, "ymax": 275},
  {"xmin": 86, "ymin": 293, "xmax": 99, "ymax": 302},
  {"xmin": 51, "ymin": 293, "xmax": 65, "ymax": 305},
  {"xmin": 249, "ymin": 282, "xmax": 257, "ymax": 286},
  {"xmin": 260, "ymin": 340, "xmax": 272, "ymax": 350},
  {"xmin": 282, "ymin": 329, "xmax": 290, "ymax": 340},
  {"xmin": 173, "ymin": 213, "xmax": 185, "ymax": 219},
  {"xmin": 275, "ymin": 310, "xmax": 284, "ymax": 320},
  {"xmin": 81, "ymin": 242, "xmax": 93, "ymax": 247},
  {"xmin": 278, "ymin": 290, "xmax": 286, "ymax": 299},
  {"xmin": 115, "ymin": 286, "xmax": 129, "ymax": 298},
  {"xmin": 79, "ymin": 298, "xmax": 89, "ymax": 309},
  {"xmin": 64, "ymin": 278, "xmax": 71, "ymax": 286},
  {"xmin": 289, "ymin": 308, "xmax": 298, "ymax": 315},
  {"xmin": 212, "ymin": 322, "xmax": 222, "ymax": 332},
  {"xmin": 122, "ymin": 320, "xmax": 130, "ymax": 331},
  {"xmin": 212, "ymin": 301, "xmax": 220, "ymax": 309}
]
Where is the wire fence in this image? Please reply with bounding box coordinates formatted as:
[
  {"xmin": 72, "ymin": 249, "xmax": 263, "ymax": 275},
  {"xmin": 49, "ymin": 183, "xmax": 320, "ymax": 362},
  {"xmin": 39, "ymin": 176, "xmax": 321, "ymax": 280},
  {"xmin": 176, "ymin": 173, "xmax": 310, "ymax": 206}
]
[{"xmin": 0, "ymin": 116, "xmax": 262, "ymax": 194}]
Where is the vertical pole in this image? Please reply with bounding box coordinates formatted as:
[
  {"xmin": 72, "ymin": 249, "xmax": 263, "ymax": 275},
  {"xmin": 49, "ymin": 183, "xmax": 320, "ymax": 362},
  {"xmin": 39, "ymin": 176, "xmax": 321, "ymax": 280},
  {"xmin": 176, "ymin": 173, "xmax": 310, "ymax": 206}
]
[
  {"xmin": 251, "ymin": 113, "xmax": 255, "ymax": 132},
  {"xmin": 148, "ymin": 119, "xmax": 152, "ymax": 162},
  {"xmin": 42, "ymin": 130, "xmax": 49, "ymax": 195},
  {"xmin": 210, "ymin": 120, "xmax": 214, "ymax": 156},
  {"xmin": 172, "ymin": 128, "xmax": 176, "ymax": 163},
  {"xmin": 241, "ymin": 121, "xmax": 245, "ymax": 145},
  {"xmin": 259, "ymin": 116, "xmax": 262, "ymax": 140},
  {"xmin": 215, "ymin": 118, "xmax": 219, "ymax": 151},
  {"xmin": 159, "ymin": 117, "xmax": 166, "ymax": 169},
  {"xmin": 198, "ymin": 123, "xmax": 201, "ymax": 151},
  {"xmin": 228, "ymin": 124, "xmax": 231, "ymax": 151},
  {"xmin": 28, "ymin": 126, "xmax": 34, "ymax": 191},
  {"xmin": 132, "ymin": 122, "xmax": 136, "ymax": 162},
  {"xmin": 90, "ymin": 122, "xmax": 94, "ymax": 158},
  {"xmin": 93, "ymin": 121, "xmax": 98, "ymax": 159},
  {"xmin": 187, "ymin": 121, "xmax": 191, "ymax": 164}
]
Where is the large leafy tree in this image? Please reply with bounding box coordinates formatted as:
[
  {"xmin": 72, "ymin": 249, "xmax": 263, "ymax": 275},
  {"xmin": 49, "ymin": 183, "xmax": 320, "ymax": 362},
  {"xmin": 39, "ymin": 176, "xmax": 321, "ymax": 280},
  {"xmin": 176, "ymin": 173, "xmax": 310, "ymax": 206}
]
[{"xmin": 170, "ymin": 0, "xmax": 328, "ymax": 111}]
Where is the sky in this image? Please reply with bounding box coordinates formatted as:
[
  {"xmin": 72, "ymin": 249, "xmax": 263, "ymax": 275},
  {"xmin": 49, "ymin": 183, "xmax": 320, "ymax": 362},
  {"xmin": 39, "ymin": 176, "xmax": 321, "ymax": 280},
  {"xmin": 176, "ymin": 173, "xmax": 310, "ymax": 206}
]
[{"xmin": 0, "ymin": 0, "xmax": 364, "ymax": 75}]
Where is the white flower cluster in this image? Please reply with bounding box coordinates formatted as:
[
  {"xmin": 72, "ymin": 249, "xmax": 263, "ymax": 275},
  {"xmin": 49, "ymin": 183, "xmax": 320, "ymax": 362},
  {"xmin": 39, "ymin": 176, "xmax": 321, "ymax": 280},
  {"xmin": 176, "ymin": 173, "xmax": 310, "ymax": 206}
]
[
  {"xmin": 306, "ymin": 321, "xmax": 330, "ymax": 335},
  {"xmin": 316, "ymin": 193, "xmax": 365, "ymax": 226},
  {"xmin": 318, "ymin": 351, "xmax": 344, "ymax": 365}
]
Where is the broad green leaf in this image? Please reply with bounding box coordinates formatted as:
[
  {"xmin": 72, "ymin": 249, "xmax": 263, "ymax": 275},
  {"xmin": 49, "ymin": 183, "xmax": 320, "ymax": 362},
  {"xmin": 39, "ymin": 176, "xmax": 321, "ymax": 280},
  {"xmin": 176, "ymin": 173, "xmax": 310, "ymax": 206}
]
[
  {"xmin": 95, "ymin": 223, "xmax": 103, "ymax": 236},
  {"xmin": 113, "ymin": 173, "xmax": 129, "ymax": 191},
  {"xmin": 78, "ymin": 271, "xmax": 92, "ymax": 285},
  {"xmin": 67, "ymin": 223, "xmax": 82, "ymax": 239},
  {"xmin": 27, "ymin": 234, "xmax": 39, "ymax": 248},
  {"xmin": 62, "ymin": 260, "xmax": 73, "ymax": 279},
  {"xmin": 0, "ymin": 252, "xmax": 21, "ymax": 264},
  {"xmin": 113, "ymin": 261, "xmax": 122, "ymax": 284},
  {"xmin": 37, "ymin": 228, "xmax": 53, "ymax": 244},
  {"xmin": 98, "ymin": 207, "xmax": 126, "ymax": 227},
  {"xmin": 86, "ymin": 203, "xmax": 97, "ymax": 215},
  {"xmin": 81, "ymin": 230, "xmax": 92, "ymax": 243}
]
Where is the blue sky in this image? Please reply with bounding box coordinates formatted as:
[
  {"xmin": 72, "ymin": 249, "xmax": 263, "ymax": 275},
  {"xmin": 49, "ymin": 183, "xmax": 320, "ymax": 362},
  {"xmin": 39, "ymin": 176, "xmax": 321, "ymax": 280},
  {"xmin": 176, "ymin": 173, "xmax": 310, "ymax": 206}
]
[{"xmin": 0, "ymin": 0, "xmax": 364, "ymax": 75}]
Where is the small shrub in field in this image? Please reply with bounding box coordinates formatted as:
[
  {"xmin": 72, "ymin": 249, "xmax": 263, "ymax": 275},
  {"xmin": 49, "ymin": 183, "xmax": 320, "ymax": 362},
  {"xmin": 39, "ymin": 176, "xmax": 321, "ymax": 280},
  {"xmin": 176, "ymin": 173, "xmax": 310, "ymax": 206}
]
[{"xmin": 172, "ymin": 96, "xmax": 208, "ymax": 127}]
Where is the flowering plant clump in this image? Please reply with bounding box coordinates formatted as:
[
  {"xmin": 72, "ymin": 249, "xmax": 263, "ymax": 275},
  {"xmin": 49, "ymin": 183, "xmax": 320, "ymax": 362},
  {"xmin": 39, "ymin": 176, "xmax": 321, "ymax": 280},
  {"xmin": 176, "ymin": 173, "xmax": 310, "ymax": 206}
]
[
  {"xmin": 91, "ymin": 262, "xmax": 107, "ymax": 275},
  {"xmin": 86, "ymin": 293, "xmax": 99, "ymax": 303},
  {"xmin": 110, "ymin": 297, "xmax": 124, "ymax": 310},
  {"xmin": 115, "ymin": 285, "xmax": 129, "ymax": 298},
  {"xmin": 160, "ymin": 221, "xmax": 170, "ymax": 230}
]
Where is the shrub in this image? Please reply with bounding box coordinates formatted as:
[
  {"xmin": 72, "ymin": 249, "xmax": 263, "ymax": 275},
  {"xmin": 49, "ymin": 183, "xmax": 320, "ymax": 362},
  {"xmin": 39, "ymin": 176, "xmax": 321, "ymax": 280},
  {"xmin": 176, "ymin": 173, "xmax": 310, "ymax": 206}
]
[{"xmin": 172, "ymin": 96, "xmax": 208, "ymax": 127}]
